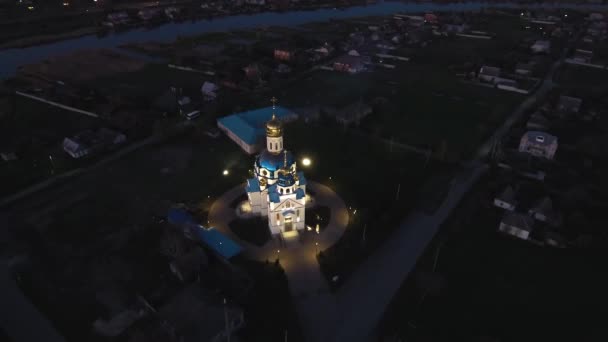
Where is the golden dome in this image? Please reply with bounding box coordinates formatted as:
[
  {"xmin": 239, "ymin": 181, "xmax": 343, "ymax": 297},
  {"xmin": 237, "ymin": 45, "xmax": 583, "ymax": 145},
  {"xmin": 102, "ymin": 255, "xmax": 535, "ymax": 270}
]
[{"xmin": 266, "ymin": 114, "xmax": 283, "ymax": 137}]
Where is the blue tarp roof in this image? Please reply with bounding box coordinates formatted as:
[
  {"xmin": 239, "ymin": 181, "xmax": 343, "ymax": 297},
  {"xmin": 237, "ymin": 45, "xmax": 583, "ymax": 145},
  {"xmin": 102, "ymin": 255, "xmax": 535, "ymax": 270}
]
[
  {"xmin": 168, "ymin": 208, "xmax": 197, "ymax": 226},
  {"xmin": 197, "ymin": 227, "xmax": 242, "ymax": 259},
  {"xmin": 168, "ymin": 208, "xmax": 241, "ymax": 259},
  {"xmin": 217, "ymin": 106, "xmax": 294, "ymax": 145}
]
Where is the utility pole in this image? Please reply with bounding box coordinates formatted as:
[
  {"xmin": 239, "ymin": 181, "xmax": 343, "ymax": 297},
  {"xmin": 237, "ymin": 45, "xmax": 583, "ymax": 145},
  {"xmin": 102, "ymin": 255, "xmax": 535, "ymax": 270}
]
[
  {"xmin": 395, "ymin": 183, "xmax": 401, "ymax": 201},
  {"xmin": 224, "ymin": 298, "xmax": 230, "ymax": 342},
  {"xmin": 361, "ymin": 224, "xmax": 367, "ymax": 247}
]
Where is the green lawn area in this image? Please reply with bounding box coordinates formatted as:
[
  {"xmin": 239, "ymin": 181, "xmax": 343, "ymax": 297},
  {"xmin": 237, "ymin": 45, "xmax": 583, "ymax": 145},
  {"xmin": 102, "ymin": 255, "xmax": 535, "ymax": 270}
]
[
  {"xmin": 278, "ymin": 65, "xmax": 522, "ymax": 158},
  {"xmin": 230, "ymin": 216, "xmax": 271, "ymax": 246}
]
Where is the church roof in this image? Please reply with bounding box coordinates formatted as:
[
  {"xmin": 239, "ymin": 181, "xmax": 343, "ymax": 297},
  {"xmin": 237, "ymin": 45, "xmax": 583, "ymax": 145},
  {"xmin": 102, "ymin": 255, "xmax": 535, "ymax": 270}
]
[
  {"xmin": 268, "ymin": 184, "xmax": 281, "ymax": 203},
  {"xmin": 257, "ymin": 149, "xmax": 295, "ymax": 173},
  {"xmin": 246, "ymin": 177, "xmax": 260, "ymax": 193},
  {"xmin": 296, "ymin": 188, "xmax": 305, "ymax": 199},
  {"xmin": 297, "ymin": 171, "xmax": 306, "ymax": 186}
]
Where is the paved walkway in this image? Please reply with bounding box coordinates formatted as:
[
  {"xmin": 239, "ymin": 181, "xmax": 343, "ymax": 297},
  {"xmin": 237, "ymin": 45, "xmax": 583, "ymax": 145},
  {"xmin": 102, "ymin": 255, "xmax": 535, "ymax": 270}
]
[{"xmin": 207, "ymin": 181, "xmax": 349, "ymax": 342}]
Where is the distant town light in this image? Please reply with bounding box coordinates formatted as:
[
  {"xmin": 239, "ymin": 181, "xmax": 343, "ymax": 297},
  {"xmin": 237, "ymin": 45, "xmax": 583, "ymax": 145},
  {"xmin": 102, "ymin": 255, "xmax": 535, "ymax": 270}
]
[
  {"xmin": 223, "ymin": 169, "xmax": 229, "ymax": 176},
  {"xmin": 302, "ymin": 157, "xmax": 311, "ymax": 167}
]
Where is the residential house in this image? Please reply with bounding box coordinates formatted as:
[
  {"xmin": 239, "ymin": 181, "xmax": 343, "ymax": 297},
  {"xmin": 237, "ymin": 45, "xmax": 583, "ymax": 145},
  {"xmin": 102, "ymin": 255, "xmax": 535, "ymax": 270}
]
[
  {"xmin": 332, "ymin": 53, "xmax": 368, "ymax": 74},
  {"xmin": 557, "ymin": 95, "xmax": 582, "ymax": 115},
  {"xmin": 63, "ymin": 128, "xmax": 126, "ymax": 159},
  {"xmin": 518, "ymin": 131, "xmax": 558, "ymax": 160},
  {"xmin": 498, "ymin": 212, "xmax": 535, "ymax": 241},
  {"xmin": 0, "ymin": 151, "xmax": 17, "ymax": 162},
  {"xmin": 276, "ymin": 63, "xmax": 291, "ymax": 74},
  {"xmin": 201, "ymin": 82, "xmax": 218, "ymax": 102},
  {"xmin": 478, "ymin": 66, "xmax": 501, "ymax": 83},
  {"xmin": 444, "ymin": 23, "xmax": 468, "ymax": 34},
  {"xmin": 274, "ymin": 47, "xmax": 295, "ymax": 62},
  {"xmin": 531, "ymin": 40, "xmax": 551, "ymax": 54},
  {"xmin": 572, "ymin": 49, "xmax": 593, "ymax": 64},
  {"xmin": 137, "ymin": 8, "xmax": 161, "ymax": 21},
  {"xmin": 515, "ymin": 62, "xmax": 534, "ymax": 76},
  {"xmin": 494, "ymin": 185, "xmax": 517, "ymax": 211},
  {"xmin": 528, "ymin": 197, "xmax": 562, "ymax": 227},
  {"xmin": 335, "ymin": 101, "xmax": 373, "ymax": 126}
]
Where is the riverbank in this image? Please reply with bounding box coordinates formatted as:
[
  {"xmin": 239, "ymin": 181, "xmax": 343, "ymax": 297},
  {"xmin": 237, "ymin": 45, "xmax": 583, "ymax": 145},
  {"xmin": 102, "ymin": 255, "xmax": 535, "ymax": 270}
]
[
  {"xmin": 3, "ymin": 1, "xmax": 608, "ymax": 79},
  {"xmin": 0, "ymin": 27, "xmax": 100, "ymax": 51}
]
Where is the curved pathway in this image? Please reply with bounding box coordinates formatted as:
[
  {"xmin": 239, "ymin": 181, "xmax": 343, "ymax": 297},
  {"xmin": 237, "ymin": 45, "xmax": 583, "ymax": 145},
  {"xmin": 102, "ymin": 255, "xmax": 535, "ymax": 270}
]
[{"xmin": 208, "ymin": 181, "xmax": 349, "ymax": 342}]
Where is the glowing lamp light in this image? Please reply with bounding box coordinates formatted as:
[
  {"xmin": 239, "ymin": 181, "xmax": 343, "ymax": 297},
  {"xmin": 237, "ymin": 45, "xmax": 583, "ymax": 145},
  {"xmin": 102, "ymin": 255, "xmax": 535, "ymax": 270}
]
[
  {"xmin": 222, "ymin": 169, "xmax": 229, "ymax": 176},
  {"xmin": 302, "ymin": 157, "xmax": 311, "ymax": 167}
]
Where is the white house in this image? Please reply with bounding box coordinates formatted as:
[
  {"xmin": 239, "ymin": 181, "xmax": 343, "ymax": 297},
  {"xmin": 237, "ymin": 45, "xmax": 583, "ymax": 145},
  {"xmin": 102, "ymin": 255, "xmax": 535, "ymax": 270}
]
[
  {"xmin": 518, "ymin": 131, "xmax": 558, "ymax": 160},
  {"xmin": 494, "ymin": 185, "xmax": 517, "ymax": 211},
  {"xmin": 201, "ymin": 82, "xmax": 218, "ymax": 101},
  {"xmin": 531, "ymin": 40, "xmax": 551, "ymax": 54},
  {"xmin": 528, "ymin": 197, "xmax": 562, "ymax": 226},
  {"xmin": 498, "ymin": 212, "xmax": 535, "ymax": 241},
  {"xmin": 478, "ymin": 66, "xmax": 501, "ymax": 83}
]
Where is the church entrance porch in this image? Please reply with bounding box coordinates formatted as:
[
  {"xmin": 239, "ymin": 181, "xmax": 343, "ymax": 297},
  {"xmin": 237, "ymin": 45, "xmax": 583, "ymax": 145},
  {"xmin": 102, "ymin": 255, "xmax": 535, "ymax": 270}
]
[{"xmin": 284, "ymin": 216, "xmax": 294, "ymax": 232}]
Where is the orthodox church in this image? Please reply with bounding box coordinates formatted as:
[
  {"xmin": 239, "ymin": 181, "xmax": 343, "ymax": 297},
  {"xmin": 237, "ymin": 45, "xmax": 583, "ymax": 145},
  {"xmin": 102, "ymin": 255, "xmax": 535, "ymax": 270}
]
[{"xmin": 246, "ymin": 100, "xmax": 306, "ymax": 236}]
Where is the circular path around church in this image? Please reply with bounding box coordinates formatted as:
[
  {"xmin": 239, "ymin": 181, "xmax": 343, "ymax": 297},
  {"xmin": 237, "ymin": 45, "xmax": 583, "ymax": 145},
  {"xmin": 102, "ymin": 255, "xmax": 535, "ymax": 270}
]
[{"xmin": 208, "ymin": 181, "xmax": 349, "ymax": 263}]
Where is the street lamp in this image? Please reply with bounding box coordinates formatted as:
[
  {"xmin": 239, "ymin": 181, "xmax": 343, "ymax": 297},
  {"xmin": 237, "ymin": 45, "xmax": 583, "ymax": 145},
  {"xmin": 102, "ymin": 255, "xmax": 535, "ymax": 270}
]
[
  {"xmin": 302, "ymin": 157, "xmax": 311, "ymax": 167},
  {"xmin": 223, "ymin": 169, "xmax": 229, "ymax": 176},
  {"xmin": 315, "ymin": 242, "xmax": 319, "ymax": 255}
]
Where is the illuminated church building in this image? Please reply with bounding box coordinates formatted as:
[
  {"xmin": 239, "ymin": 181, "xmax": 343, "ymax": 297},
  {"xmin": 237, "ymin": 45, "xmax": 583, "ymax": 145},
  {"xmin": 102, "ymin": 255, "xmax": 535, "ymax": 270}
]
[{"xmin": 246, "ymin": 104, "xmax": 306, "ymax": 236}]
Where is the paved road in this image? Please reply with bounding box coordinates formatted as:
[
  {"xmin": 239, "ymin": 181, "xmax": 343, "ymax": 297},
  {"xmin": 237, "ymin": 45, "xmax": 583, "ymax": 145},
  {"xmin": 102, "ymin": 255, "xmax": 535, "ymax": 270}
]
[
  {"xmin": 329, "ymin": 162, "xmax": 488, "ymax": 342},
  {"xmin": 327, "ymin": 34, "xmax": 575, "ymax": 342}
]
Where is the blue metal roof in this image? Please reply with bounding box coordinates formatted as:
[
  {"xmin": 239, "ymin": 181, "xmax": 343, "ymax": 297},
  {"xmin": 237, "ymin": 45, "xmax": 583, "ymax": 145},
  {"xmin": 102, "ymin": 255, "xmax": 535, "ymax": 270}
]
[
  {"xmin": 297, "ymin": 171, "xmax": 307, "ymax": 186},
  {"xmin": 267, "ymin": 184, "xmax": 281, "ymax": 203},
  {"xmin": 217, "ymin": 106, "xmax": 295, "ymax": 145},
  {"xmin": 257, "ymin": 149, "xmax": 295, "ymax": 173},
  {"xmin": 167, "ymin": 208, "xmax": 197, "ymax": 226},
  {"xmin": 296, "ymin": 188, "xmax": 305, "ymax": 199},
  {"xmin": 197, "ymin": 227, "xmax": 242, "ymax": 259},
  {"xmin": 246, "ymin": 177, "xmax": 260, "ymax": 193}
]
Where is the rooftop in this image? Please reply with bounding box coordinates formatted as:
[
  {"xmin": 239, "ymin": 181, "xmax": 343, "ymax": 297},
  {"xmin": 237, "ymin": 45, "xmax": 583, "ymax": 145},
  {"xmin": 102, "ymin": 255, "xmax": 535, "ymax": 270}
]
[{"xmin": 217, "ymin": 106, "xmax": 296, "ymax": 145}]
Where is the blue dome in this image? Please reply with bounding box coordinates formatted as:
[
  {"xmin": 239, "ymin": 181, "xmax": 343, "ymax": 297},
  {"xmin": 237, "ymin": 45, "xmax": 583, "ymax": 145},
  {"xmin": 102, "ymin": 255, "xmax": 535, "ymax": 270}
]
[{"xmin": 257, "ymin": 150, "xmax": 295, "ymax": 173}]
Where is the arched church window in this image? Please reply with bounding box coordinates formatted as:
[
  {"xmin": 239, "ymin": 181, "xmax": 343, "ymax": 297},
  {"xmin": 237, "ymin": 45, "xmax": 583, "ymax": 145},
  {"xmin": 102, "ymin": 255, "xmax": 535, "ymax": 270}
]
[
  {"xmin": 286, "ymin": 201, "xmax": 290, "ymax": 208},
  {"xmin": 276, "ymin": 213, "xmax": 280, "ymax": 221},
  {"xmin": 262, "ymin": 170, "xmax": 267, "ymax": 176},
  {"xmin": 287, "ymin": 188, "xmax": 291, "ymax": 193},
  {"xmin": 280, "ymin": 188, "xmax": 283, "ymax": 194}
]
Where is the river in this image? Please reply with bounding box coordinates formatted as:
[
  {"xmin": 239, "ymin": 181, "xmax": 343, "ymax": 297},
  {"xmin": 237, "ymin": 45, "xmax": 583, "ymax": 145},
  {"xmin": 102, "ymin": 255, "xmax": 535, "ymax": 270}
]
[{"xmin": 0, "ymin": 1, "xmax": 606, "ymax": 79}]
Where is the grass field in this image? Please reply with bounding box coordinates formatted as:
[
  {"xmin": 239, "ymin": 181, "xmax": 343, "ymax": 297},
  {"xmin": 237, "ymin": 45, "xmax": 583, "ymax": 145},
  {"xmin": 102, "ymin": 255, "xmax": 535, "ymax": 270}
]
[{"xmin": 0, "ymin": 96, "xmax": 100, "ymax": 197}]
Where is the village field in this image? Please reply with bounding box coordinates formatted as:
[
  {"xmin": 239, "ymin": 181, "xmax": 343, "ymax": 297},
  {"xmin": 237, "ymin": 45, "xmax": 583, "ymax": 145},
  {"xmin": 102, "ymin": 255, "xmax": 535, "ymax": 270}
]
[{"xmin": 0, "ymin": 96, "xmax": 100, "ymax": 197}]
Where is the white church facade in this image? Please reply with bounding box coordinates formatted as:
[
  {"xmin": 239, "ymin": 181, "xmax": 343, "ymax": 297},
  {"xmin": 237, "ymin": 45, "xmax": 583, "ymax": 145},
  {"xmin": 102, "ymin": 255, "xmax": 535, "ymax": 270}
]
[{"xmin": 245, "ymin": 100, "xmax": 306, "ymax": 236}]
